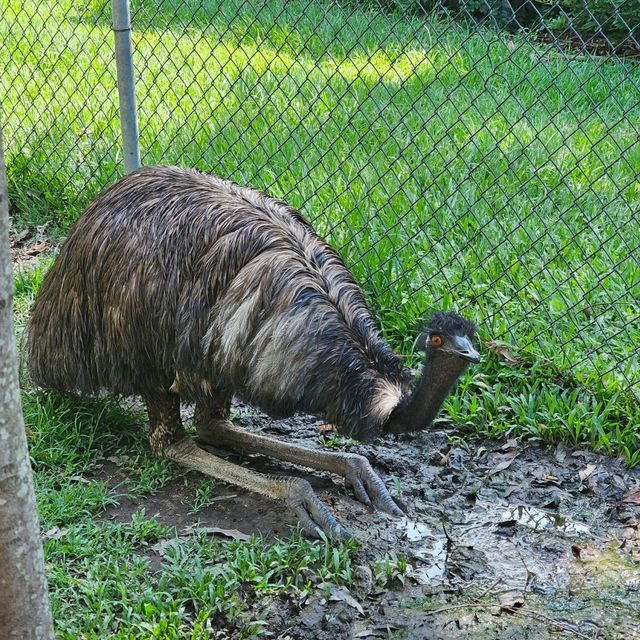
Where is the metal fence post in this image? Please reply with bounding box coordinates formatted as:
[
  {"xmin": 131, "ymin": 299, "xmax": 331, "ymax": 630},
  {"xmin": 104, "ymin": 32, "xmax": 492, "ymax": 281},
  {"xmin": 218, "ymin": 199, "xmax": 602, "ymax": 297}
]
[{"xmin": 111, "ymin": 0, "xmax": 140, "ymax": 173}]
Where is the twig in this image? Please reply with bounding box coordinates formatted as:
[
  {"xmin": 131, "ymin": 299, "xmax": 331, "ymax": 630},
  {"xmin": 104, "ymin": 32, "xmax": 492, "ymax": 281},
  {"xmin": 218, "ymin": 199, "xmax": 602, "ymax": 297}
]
[
  {"xmin": 472, "ymin": 577, "xmax": 502, "ymax": 602},
  {"xmin": 422, "ymin": 602, "xmax": 499, "ymax": 616},
  {"xmin": 520, "ymin": 608, "xmax": 599, "ymax": 640},
  {"xmin": 421, "ymin": 603, "xmax": 598, "ymax": 640}
]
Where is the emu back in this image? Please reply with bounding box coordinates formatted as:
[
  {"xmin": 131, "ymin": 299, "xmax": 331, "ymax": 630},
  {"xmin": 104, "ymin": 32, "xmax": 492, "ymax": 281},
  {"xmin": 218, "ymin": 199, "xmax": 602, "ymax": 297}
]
[{"xmin": 27, "ymin": 166, "xmax": 407, "ymax": 438}]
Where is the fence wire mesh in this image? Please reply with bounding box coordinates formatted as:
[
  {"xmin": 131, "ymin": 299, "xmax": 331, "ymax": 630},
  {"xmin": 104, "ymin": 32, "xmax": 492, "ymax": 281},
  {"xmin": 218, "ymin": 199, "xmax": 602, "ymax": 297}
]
[{"xmin": 2, "ymin": 1, "xmax": 639, "ymax": 426}]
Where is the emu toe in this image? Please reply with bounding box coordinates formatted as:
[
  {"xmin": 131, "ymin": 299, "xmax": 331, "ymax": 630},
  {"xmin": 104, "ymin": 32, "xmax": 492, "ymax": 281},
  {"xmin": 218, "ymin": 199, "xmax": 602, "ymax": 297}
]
[
  {"xmin": 342, "ymin": 453, "xmax": 404, "ymax": 516},
  {"xmin": 286, "ymin": 478, "xmax": 351, "ymax": 540}
]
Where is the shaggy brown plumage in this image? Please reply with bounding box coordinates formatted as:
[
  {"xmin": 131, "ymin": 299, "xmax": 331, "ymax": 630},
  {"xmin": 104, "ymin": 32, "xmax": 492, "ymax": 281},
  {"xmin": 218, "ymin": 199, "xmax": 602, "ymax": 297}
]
[
  {"xmin": 28, "ymin": 166, "xmax": 413, "ymax": 439},
  {"xmin": 27, "ymin": 166, "xmax": 479, "ymax": 537}
]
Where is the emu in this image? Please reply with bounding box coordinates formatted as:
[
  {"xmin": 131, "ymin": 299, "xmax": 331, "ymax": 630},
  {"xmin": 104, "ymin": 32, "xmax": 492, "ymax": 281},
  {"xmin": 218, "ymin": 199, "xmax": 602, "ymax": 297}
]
[{"xmin": 27, "ymin": 166, "xmax": 479, "ymax": 537}]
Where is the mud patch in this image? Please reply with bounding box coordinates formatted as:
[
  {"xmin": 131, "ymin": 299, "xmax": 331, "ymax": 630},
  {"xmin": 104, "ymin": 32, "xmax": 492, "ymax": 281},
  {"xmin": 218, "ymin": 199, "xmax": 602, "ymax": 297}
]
[{"xmin": 98, "ymin": 405, "xmax": 640, "ymax": 638}]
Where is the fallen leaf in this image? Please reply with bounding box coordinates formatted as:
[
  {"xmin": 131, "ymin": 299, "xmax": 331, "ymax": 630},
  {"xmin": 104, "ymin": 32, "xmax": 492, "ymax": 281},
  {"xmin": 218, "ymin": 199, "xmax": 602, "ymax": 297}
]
[
  {"xmin": 622, "ymin": 490, "xmax": 640, "ymax": 505},
  {"xmin": 181, "ymin": 524, "xmax": 250, "ymax": 541},
  {"xmin": 503, "ymin": 484, "xmax": 523, "ymax": 498},
  {"xmin": 354, "ymin": 630, "xmax": 386, "ymax": 639},
  {"xmin": 578, "ymin": 464, "xmax": 598, "ymax": 482},
  {"xmin": 488, "ymin": 451, "xmax": 519, "ymax": 475},
  {"xmin": 151, "ymin": 538, "xmax": 179, "ymax": 557},
  {"xmin": 612, "ymin": 475, "xmax": 627, "ymax": 490},
  {"xmin": 327, "ymin": 586, "xmax": 364, "ymax": 616},
  {"xmin": 10, "ymin": 229, "xmax": 29, "ymax": 247},
  {"xmin": 201, "ymin": 526, "xmax": 250, "ymax": 540},
  {"xmin": 532, "ymin": 474, "xmax": 561, "ymax": 487},
  {"xmin": 497, "ymin": 519, "xmax": 518, "ymax": 528},
  {"xmin": 474, "ymin": 446, "xmax": 488, "ymax": 459},
  {"xmin": 484, "ymin": 340, "xmax": 520, "ymax": 365},
  {"xmin": 27, "ymin": 240, "xmax": 47, "ymax": 255},
  {"xmin": 471, "ymin": 378, "xmax": 493, "ymax": 391},
  {"xmin": 571, "ymin": 545, "xmax": 600, "ymax": 563},
  {"xmin": 500, "ymin": 438, "xmax": 519, "ymax": 452},
  {"xmin": 316, "ymin": 423, "xmax": 335, "ymax": 432},
  {"xmin": 541, "ymin": 494, "xmax": 561, "ymax": 510},
  {"xmin": 42, "ymin": 526, "xmax": 69, "ymax": 542},
  {"xmin": 498, "ymin": 590, "xmax": 525, "ymax": 610}
]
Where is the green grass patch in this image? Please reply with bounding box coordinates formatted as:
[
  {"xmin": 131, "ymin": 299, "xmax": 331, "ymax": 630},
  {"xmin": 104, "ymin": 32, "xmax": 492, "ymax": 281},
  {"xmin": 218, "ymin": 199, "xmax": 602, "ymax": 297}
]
[{"xmin": 46, "ymin": 512, "xmax": 355, "ymax": 639}]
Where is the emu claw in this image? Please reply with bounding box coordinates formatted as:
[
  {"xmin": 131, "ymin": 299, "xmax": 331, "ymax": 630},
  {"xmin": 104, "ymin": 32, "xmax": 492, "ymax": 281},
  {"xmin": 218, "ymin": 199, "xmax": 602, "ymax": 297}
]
[
  {"xmin": 343, "ymin": 454, "xmax": 404, "ymax": 517},
  {"xmin": 288, "ymin": 478, "xmax": 351, "ymax": 540}
]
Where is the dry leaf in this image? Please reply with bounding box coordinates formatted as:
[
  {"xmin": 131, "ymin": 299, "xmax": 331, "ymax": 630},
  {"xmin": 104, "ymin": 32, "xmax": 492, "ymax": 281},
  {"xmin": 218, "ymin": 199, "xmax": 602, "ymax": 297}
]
[
  {"xmin": 571, "ymin": 544, "xmax": 600, "ymax": 563},
  {"xmin": 10, "ymin": 229, "xmax": 29, "ymax": 247},
  {"xmin": 27, "ymin": 241, "xmax": 47, "ymax": 255},
  {"xmin": 622, "ymin": 490, "xmax": 640, "ymax": 505},
  {"xmin": 498, "ymin": 590, "xmax": 525, "ymax": 610},
  {"xmin": 578, "ymin": 464, "xmax": 598, "ymax": 482},
  {"xmin": 532, "ymin": 474, "xmax": 561, "ymax": 487},
  {"xmin": 316, "ymin": 423, "xmax": 335, "ymax": 432},
  {"xmin": 181, "ymin": 524, "xmax": 250, "ymax": 541},
  {"xmin": 484, "ymin": 340, "xmax": 520, "ymax": 364},
  {"xmin": 555, "ymin": 444, "xmax": 567, "ymax": 463},
  {"xmin": 500, "ymin": 438, "xmax": 519, "ymax": 452},
  {"xmin": 151, "ymin": 538, "xmax": 179, "ymax": 556},
  {"xmin": 327, "ymin": 586, "xmax": 364, "ymax": 616},
  {"xmin": 488, "ymin": 451, "xmax": 519, "ymax": 475},
  {"xmin": 42, "ymin": 526, "xmax": 69, "ymax": 542}
]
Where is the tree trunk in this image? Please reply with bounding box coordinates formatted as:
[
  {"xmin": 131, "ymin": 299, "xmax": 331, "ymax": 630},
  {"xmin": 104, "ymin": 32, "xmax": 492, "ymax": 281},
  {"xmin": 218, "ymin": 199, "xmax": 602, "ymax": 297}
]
[{"xmin": 0, "ymin": 128, "xmax": 55, "ymax": 638}]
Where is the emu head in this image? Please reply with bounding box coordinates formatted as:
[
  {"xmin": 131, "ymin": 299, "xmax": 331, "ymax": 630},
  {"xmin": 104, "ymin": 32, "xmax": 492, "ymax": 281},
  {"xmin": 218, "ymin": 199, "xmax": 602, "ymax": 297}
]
[
  {"xmin": 419, "ymin": 311, "xmax": 479, "ymax": 367},
  {"xmin": 383, "ymin": 311, "xmax": 479, "ymax": 437}
]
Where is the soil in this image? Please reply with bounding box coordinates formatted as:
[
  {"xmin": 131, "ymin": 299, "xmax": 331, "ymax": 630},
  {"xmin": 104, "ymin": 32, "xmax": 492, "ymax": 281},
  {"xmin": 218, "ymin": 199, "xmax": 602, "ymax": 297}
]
[{"xmin": 98, "ymin": 405, "xmax": 640, "ymax": 639}]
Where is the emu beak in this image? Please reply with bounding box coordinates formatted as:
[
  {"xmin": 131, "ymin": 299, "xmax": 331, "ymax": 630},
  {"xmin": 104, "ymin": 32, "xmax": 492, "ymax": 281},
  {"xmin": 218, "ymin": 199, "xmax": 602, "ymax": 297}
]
[{"xmin": 449, "ymin": 335, "xmax": 480, "ymax": 364}]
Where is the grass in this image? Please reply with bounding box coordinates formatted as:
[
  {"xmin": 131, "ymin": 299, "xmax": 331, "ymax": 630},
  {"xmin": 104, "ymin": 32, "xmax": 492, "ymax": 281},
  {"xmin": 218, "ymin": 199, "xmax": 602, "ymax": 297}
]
[
  {"xmin": 46, "ymin": 512, "xmax": 356, "ymax": 639},
  {"xmin": 2, "ymin": 0, "xmax": 639, "ymax": 632}
]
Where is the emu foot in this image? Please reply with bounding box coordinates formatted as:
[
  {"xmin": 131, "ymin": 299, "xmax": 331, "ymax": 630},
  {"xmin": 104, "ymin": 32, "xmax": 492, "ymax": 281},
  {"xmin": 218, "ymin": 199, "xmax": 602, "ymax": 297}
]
[
  {"xmin": 194, "ymin": 419, "xmax": 403, "ymax": 524},
  {"xmin": 342, "ymin": 453, "xmax": 404, "ymax": 517},
  {"xmin": 163, "ymin": 436, "xmax": 350, "ymax": 539},
  {"xmin": 285, "ymin": 477, "xmax": 351, "ymax": 540}
]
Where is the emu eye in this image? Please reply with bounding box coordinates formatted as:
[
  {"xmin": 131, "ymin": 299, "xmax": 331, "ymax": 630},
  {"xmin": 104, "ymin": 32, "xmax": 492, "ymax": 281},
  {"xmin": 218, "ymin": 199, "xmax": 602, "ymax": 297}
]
[{"xmin": 431, "ymin": 334, "xmax": 443, "ymax": 347}]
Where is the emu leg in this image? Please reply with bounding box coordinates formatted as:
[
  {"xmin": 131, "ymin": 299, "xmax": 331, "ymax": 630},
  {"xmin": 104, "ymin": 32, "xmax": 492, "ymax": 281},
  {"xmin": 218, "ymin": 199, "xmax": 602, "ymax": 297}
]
[
  {"xmin": 194, "ymin": 401, "xmax": 403, "ymax": 517},
  {"xmin": 145, "ymin": 393, "xmax": 347, "ymax": 539}
]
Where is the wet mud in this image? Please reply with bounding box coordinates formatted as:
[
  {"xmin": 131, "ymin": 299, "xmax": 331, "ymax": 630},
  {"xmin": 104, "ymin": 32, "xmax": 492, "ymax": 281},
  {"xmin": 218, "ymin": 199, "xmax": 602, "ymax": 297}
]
[{"xmin": 100, "ymin": 406, "xmax": 640, "ymax": 639}]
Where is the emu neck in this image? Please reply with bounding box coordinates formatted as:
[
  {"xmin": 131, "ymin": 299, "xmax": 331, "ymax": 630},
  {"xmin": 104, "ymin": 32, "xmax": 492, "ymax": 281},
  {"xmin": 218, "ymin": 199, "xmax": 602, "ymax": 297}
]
[{"xmin": 386, "ymin": 353, "xmax": 468, "ymax": 434}]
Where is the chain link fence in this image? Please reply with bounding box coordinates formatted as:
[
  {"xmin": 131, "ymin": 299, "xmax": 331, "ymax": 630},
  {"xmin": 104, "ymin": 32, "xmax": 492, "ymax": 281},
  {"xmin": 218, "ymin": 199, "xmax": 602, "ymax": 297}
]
[{"xmin": 2, "ymin": 1, "xmax": 639, "ymax": 426}]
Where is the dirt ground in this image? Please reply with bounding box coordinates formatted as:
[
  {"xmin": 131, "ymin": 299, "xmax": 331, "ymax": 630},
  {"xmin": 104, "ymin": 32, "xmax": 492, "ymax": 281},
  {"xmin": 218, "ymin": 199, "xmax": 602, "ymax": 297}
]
[{"xmin": 99, "ymin": 404, "xmax": 640, "ymax": 640}]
